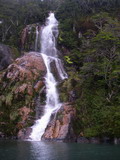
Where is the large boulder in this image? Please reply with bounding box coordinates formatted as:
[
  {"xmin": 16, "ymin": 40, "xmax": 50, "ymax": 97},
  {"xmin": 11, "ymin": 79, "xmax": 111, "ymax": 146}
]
[
  {"xmin": 42, "ymin": 103, "xmax": 76, "ymax": 142},
  {"xmin": 0, "ymin": 52, "xmax": 46, "ymax": 137},
  {"xmin": 0, "ymin": 44, "xmax": 19, "ymax": 71}
]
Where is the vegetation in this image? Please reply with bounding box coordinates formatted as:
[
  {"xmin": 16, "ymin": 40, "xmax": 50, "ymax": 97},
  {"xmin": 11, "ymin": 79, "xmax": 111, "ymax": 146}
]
[
  {"xmin": 57, "ymin": 0, "xmax": 120, "ymax": 139},
  {"xmin": 0, "ymin": 0, "xmax": 120, "ymax": 139},
  {"xmin": 0, "ymin": 0, "xmax": 59, "ymax": 48}
]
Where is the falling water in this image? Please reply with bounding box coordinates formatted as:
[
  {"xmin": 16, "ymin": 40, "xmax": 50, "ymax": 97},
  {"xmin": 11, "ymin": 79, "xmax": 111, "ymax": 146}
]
[
  {"xmin": 29, "ymin": 13, "xmax": 67, "ymax": 141},
  {"xmin": 35, "ymin": 26, "xmax": 39, "ymax": 51}
]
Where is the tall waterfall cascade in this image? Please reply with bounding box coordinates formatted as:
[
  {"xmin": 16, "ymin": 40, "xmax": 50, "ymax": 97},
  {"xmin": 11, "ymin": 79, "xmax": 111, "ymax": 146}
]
[{"xmin": 29, "ymin": 13, "xmax": 67, "ymax": 141}]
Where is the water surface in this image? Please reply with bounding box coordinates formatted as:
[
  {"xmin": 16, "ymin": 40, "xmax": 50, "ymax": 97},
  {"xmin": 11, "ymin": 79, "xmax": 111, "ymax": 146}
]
[{"xmin": 0, "ymin": 140, "xmax": 120, "ymax": 160}]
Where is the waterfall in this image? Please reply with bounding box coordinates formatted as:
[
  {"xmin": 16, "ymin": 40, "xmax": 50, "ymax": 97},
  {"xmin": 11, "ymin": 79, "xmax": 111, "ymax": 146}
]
[
  {"xmin": 35, "ymin": 26, "xmax": 39, "ymax": 51},
  {"xmin": 29, "ymin": 13, "xmax": 67, "ymax": 141}
]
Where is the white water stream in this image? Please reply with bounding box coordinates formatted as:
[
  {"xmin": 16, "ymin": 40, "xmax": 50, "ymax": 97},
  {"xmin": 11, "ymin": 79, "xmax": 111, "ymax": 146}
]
[
  {"xmin": 35, "ymin": 26, "xmax": 39, "ymax": 51},
  {"xmin": 30, "ymin": 13, "xmax": 67, "ymax": 141}
]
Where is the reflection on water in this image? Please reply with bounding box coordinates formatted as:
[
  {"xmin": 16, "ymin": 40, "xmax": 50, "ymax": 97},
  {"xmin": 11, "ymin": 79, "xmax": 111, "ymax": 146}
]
[
  {"xmin": 30, "ymin": 141, "xmax": 69, "ymax": 160},
  {"xmin": 0, "ymin": 140, "xmax": 120, "ymax": 160}
]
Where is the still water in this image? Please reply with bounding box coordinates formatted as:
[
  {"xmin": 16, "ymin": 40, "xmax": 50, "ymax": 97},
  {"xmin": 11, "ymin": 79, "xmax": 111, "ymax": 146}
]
[{"xmin": 0, "ymin": 140, "xmax": 120, "ymax": 160}]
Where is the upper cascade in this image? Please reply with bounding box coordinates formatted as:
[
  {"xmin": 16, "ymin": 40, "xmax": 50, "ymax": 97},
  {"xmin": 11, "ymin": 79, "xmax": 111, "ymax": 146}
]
[{"xmin": 41, "ymin": 13, "xmax": 59, "ymax": 57}]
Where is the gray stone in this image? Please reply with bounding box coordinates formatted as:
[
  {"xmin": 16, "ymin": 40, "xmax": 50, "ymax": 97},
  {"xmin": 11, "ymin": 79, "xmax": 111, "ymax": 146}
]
[
  {"xmin": 0, "ymin": 43, "xmax": 13, "ymax": 70},
  {"xmin": 77, "ymin": 137, "xmax": 89, "ymax": 143}
]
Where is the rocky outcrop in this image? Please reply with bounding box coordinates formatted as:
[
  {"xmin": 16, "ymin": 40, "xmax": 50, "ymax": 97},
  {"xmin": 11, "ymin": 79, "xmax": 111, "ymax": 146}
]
[
  {"xmin": 77, "ymin": 137, "xmax": 101, "ymax": 144},
  {"xmin": 42, "ymin": 103, "xmax": 76, "ymax": 142},
  {"xmin": 76, "ymin": 137, "xmax": 120, "ymax": 144},
  {"xmin": 0, "ymin": 44, "xmax": 19, "ymax": 71},
  {"xmin": 0, "ymin": 52, "xmax": 46, "ymax": 137}
]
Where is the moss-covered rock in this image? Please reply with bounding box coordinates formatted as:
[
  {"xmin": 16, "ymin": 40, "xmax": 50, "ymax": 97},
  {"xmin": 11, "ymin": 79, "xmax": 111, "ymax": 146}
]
[{"xmin": 0, "ymin": 52, "xmax": 46, "ymax": 137}]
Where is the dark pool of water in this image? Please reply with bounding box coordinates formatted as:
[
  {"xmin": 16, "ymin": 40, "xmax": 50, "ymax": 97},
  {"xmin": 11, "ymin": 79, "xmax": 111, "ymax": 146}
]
[{"xmin": 0, "ymin": 140, "xmax": 120, "ymax": 160}]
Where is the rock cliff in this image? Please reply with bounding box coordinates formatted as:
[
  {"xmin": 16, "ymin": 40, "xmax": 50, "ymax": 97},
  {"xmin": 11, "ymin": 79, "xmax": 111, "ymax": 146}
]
[
  {"xmin": 0, "ymin": 52, "xmax": 46, "ymax": 137},
  {"xmin": 42, "ymin": 103, "xmax": 76, "ymax": 142}
]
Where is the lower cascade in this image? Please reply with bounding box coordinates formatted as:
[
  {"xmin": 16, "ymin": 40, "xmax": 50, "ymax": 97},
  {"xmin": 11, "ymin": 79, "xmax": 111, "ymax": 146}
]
[{"xmin": 29, "ymin": 13, "xmax": 67, "ymax": 141}]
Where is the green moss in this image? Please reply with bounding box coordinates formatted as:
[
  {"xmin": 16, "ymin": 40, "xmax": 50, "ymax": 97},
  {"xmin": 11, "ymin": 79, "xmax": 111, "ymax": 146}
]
[
  {"xmin": 10, "ymin": 110, "xmax": 19, "ymax": 121},
  {"xmin": 10, "ymin": 46, "xmax": 20, "ymax": 58},
  {"xmin": 5, "ymin": 93, "xmax": 13, "ymax": 106},
  {"xmin": 84, "ymin": 127, "xmax": 100, "ymax": 138},
  {"xmin": 59, "ymin": 92, "xmax": 68, "ymax": 102},
  {"xmin": 25, "ymin": 95, "xmax": 32, "ymax": 105},
  {"xmin": 0, "ymin": 95, "xmax": 6, "ymax": 102},
  {"xmin": 56, "ymin": 112, "xmax": 63, "ymax": 121}
]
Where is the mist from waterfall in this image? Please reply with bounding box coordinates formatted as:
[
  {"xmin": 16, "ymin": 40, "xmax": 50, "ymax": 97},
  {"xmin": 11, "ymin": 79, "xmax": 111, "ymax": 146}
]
[{"xmin": 30, "ymin": 13, "xmax": 67, "ymax": 141}]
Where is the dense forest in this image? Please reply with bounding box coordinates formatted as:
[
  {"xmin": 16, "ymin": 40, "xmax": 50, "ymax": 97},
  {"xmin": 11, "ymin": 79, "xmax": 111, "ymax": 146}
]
[{"xmin": 0, "ymin": 0, "xmax": 120, "ymax": 140}]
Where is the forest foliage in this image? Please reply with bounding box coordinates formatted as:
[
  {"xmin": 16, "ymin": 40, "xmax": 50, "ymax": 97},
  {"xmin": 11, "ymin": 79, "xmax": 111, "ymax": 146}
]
[{"xmin": 0, "ymin": 0, "xmax": 120, "ymax": 138}]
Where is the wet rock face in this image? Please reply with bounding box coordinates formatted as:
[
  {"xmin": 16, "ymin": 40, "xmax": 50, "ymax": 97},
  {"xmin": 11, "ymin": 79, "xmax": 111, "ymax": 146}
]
[
  {"xmin": 42, "ymin": 103, "xmax": 76, "ymax": 142},
  {"xmin": 0, "ymin": 52, "xmax": 46, "ymax": 137},
  {"xmin": 21, "ymin": 24, "xmax": 41, "ymax": 51},
  {"xmin": 0, "ymin": 44, "xmax": 13, "ymax": 70},
  {"xmin": 17, "ymin": 127, "xmax": 32, "ymax": 140}
]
